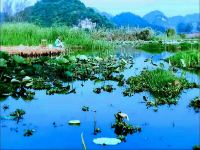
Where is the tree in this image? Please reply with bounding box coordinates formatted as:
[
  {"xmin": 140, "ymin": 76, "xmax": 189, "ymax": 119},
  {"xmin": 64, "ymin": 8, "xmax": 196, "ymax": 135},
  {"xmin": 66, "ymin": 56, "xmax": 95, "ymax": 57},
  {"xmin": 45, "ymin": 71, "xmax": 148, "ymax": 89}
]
[{"xmin": 166, "ymin": 28, "xmax": 176, "ymax": 37}]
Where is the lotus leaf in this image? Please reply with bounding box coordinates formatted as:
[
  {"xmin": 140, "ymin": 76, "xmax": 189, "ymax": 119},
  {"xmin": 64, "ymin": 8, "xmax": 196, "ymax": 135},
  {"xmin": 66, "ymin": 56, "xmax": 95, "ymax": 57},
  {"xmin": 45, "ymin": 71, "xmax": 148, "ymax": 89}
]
[
  {"xmin": 93, "ymin": 137, "xmax": 121, "ymax": 145},
  {"xmin": 22, "ymin": 76, "xmax": 32, "ymax": 82},
  {"xmin": 56, "ymin": 57, "xmax": 69, "ymax": 65},
  {"xmin": 68, "ymin": 120, "xmax": 81, "ymax": 126},
  {"xmin": 11, "ymin": 79, "xmax": 20, "ymax": 83},
  {"xmin": 77, "ymin": 55, "xmax": 88, "ymax": 61},
  {"xmin": 0, "ymin": 58, "xmax": 7, "ymax": 68},
  {"xmin": 12, "ymin": 55, "xmax": 27, "ymax": 65}
]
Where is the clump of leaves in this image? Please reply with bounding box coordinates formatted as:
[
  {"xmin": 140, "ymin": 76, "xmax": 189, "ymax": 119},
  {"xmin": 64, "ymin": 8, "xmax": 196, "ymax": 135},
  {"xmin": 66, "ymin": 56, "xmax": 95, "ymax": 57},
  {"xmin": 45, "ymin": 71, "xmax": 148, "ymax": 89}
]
[
  {"xmin": 189, "ymin": 97, "xmax": 200, "ymax": 112},
  {"xmin": 112, "ymin": 112, "xmax": 141, "ymax": 142},
  {"xmin": 46, "ymin": 85, "xmax": 75, "ymax": 95}
]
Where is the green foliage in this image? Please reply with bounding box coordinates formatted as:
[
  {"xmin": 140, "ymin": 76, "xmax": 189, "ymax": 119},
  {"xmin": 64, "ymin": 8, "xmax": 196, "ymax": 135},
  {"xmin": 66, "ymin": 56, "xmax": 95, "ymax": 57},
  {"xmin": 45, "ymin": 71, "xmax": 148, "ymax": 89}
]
[{"xmin": 166, "ymin": 28, "xmax": 176, "ymax": 37}]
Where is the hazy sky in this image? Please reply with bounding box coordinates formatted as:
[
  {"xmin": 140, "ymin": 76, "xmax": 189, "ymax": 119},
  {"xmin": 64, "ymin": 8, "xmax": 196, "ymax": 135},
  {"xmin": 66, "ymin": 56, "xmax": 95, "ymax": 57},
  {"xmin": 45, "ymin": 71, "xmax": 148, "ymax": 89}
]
[
  {"xmin": 1, "ymin": 0, "xmax": 199, "ymax": 17},
  {"xmin": 80, "ymin": 0, "xmax": 199, "ymax": 17}
]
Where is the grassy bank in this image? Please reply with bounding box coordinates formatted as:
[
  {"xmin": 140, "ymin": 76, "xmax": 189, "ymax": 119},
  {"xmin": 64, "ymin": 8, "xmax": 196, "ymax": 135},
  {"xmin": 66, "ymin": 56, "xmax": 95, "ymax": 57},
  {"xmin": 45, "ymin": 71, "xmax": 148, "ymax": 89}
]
[{"xmin": 0, "ymin": 23, "xmax": 111, "ymax": 50}]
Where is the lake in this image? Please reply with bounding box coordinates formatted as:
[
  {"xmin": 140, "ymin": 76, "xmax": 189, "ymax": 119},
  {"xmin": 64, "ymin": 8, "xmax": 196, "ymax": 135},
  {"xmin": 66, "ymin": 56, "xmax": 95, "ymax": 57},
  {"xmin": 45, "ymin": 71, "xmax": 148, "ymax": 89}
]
[{"xmin": 1, "ymin": 48, "xmax": 199, "ymax": 150}]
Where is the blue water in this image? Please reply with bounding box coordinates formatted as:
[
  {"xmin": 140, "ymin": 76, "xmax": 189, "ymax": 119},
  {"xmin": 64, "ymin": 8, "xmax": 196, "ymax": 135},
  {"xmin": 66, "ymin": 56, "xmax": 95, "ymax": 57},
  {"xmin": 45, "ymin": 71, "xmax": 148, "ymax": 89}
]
[{"xmin": 0, "ymin": 49, "xmax": 200, "ymax": 150}]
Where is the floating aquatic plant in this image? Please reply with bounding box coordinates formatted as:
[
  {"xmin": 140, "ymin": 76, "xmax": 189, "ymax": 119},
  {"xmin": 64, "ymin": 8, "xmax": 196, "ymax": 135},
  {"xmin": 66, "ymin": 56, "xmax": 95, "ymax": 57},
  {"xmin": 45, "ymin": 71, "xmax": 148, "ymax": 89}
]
[
  {"xmin": 93, "ymin": 137, "xmax": 121, "ymax": 146},
  {"xmin": 68, "ymin": 120, "xmax": 81, "ymax": 126}
]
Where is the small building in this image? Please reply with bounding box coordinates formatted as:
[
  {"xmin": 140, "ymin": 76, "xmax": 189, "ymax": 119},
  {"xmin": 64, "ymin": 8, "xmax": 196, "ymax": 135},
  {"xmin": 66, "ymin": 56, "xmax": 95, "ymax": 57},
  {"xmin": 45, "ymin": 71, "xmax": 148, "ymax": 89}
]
[{"xmin": 78, "ymin": 18, "xmax": 96, "ymax": 30}]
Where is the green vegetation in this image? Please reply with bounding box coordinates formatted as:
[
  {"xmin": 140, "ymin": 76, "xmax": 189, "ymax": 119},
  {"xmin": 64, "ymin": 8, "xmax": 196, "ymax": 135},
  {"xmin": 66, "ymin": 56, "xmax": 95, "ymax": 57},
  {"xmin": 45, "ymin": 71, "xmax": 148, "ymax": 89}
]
[
  {"xmin": 166, "ymin": 28, "xmax": 176, "ymax": 37},
  {"xmin": 168, "ymin": 50, "xmax": 200, "ymax": 72},
  {"xmin": 0, "ymin": 23, "xmax": 111, "ymax": 50},
  {"xmin": 123, "ymin": 69, "xmax": 198, "ymax": 104},
  {"xmin": 138, "ymin": 41, "xmax": 200, "ymax": 52}
]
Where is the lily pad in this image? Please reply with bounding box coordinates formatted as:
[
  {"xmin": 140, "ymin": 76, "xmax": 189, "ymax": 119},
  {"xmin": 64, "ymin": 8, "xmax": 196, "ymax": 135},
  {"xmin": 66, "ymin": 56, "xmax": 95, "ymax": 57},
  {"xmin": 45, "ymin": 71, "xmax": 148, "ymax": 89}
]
[
  {"xmin": 22, "ymin": 76, "xmax": 32, "ymax": 82},
  {"xmin": 11, "ymin": 79, "xmax": 20, "ymax": 83},
  {"xmin": 0, "ymin": 58, "xmax": 7, "ymax": 68},
  {"xmin": 77, "ymin": 55, "xmax": 88, "ymax": 61},
  {"xmin": 68, "ymin": 120, "xmax": 81, "ymax": 126},
  {"xmin": 93, "ymin": 137, "xmax": 121, "ymax": 145}
]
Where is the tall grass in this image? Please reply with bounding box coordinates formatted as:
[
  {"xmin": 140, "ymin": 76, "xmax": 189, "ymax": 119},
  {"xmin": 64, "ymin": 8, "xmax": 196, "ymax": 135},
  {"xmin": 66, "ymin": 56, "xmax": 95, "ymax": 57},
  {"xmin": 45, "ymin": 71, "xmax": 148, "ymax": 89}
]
[
  {"xmin": 0, "ymin": 23, "xmax": 111, "ymax": 50},
  {"xmin": 168, "ymin": 50, "xmax": 200, "ymax": 70}
]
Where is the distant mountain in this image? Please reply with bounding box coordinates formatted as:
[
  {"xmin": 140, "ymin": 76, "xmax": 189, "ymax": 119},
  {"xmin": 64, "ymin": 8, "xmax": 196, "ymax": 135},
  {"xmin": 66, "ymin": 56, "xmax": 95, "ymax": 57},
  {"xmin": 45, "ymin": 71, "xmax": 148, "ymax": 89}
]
[
  {"xmin": 111, "ymin": 12, "xmax": 165, "ymax": 31},
  {"xmin": 101, "ymin": 12, "xmax": 113, "ymax": 20},
  {"xmin": 143, "ymin": 10, "xmax": 170, "ymax": 29},
  {"xmin": 169, "ymin": 13, "xmax": 199, "ymax": 32},
  {"xmin": 91, "ymin": 7, "xmax": 113, "ymax": 20},
  {"xmin": 15, "ymin": 0, "xmax": 113, "ymax": 27},
  {"xmin": 112, "ymin": 12, "xmax": 150, "ymax": 28}
]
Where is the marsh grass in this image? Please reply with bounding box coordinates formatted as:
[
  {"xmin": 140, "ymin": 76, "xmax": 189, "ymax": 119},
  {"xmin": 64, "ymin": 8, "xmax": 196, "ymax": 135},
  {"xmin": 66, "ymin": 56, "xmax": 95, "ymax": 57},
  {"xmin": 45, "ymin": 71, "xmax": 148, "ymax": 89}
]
[
  {"xmin": 125, "ymin": 69, "xmax": 197, "ymax": 100},
  {"xmin": 0, "ymin": 23, "xmax": 111, "ymax": 51},
  {"xmin": 168, "ymin": 50, "xmax": 200, "ymax": 71}
]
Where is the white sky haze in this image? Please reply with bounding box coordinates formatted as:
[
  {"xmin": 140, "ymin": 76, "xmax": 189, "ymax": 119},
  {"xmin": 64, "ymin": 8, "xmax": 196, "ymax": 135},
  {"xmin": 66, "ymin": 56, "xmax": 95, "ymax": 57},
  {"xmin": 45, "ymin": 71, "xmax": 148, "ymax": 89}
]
[{"xmin": 1, "ymin": 0, "xmax": 199, "ymax": 16}]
